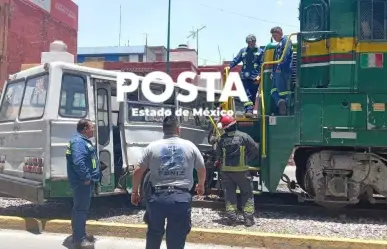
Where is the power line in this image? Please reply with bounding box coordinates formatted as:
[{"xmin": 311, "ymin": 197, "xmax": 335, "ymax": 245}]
[{"xmin": 196, "ymin": 3, "xmax": 298, "ymax": 28}]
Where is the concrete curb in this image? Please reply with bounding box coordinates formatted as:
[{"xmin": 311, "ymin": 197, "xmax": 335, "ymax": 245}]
[{"xmin": 1, "ymin": 216, "xmax": 387, "ymax": 248}]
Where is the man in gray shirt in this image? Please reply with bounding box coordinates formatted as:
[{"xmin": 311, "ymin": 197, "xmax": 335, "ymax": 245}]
[{"xmin": 131, "ymin": 115, "xmax": 206, "ymax": 249}]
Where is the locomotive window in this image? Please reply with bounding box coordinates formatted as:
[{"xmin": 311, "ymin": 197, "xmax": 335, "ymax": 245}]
[
  {"xmin": 358, "ymin": 0, "xmax": 387, "ymax": 40},
  {"xmin": 302, "ymin": 4, "xmax": 325, "ymax": 41}
]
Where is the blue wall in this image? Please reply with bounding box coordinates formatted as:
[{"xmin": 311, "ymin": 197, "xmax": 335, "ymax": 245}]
[
  {"xmin": 77, "ymin": 54, "xmax": 123, "ymax": 63},
  {"xmin": 77, "ymin": 53, "xmax": 139, "ymax": 63}
]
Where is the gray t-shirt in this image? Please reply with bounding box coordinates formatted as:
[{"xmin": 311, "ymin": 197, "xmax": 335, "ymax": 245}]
[{"xmin": 138, "ymin": 135, "xmax": 205, "ymax": 190}]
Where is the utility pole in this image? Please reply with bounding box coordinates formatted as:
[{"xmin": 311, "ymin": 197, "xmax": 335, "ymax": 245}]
[
  {"xmin": 218, "ymin": 45, "xmax": 222, "ymax": 64},
  {"xmin": 118, "ymin": 5, "xmax": 122, "ymax": 46},
  {"xmin": 187, "ymin": 25, "xmax": 206, "ymax": 67},
  {"xmin": 143, "ymin": 33, "xmax": 148, "ymax": 62},
  {"xmin": 166, "ymin": 0, "xmax": 171, "ymax": 74}
]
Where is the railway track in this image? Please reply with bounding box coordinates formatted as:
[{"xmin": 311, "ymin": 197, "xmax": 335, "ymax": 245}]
[{"xmin": 2, "ymin": 192, "xmax": 387, "ymax": 220}]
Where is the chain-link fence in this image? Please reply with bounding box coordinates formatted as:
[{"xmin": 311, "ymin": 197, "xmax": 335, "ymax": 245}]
[{"xmin": 358, "ymin": 0, "xmax": 386, "ymax": 40}]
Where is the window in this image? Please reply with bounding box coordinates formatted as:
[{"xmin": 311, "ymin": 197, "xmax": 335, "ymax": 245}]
[
  {"xmin": 0, "ymin": 81, "xmax": 25, "ymax": 122},
  {"xmin": 19, "ymin": 74, "xmax": 49, "ymax": 120},
  {"xmin": 139, "ymin": 83, "xmax": 165, "ymax": 102},
  {"xmin": 234, "ymin": 98, "xmax": 245, "ymax": 116},
  {"xmin": 214, "ymin": 93, "xmax": 221, "ymax": 108},
  {"xmin": 178, "ymin": 89, "xmax": 197, "ymax": 109},
  {"xmin": 97, "ymin": 88, "xmax": 110, "ymax": 146},
  {"xmin": 119, "ymin": 56, "xmax": 129, "ymax": 62},
  {"xmin": 59, "ymin": 74, "xmax": 88, "ymax": 117},
  {"xmin": 359, "ymin": 0, "xmax": 387, "ymax": 40},
  {"xmin": 178, "ymin": 89, "xmax": 197, "ymax": 126},
  {"xmin": 138, "ymin": 54, "xmax": 144, "ymax": 62},
  {"xmin": 85, "ymin": 57, "xmax": 105, "ymax": 62},
  {"xmin": 197, "ymin": 91, "xmax": 211, "ymax": 128},
  {"xmin": 126, "ymin": 81, "xmax": 176, "ymax": 123},
  {"xmin": 126, "ymin": 78, "xmax": 139, "ymax": 102},
  {"xmin": 302, "ymin": 4, "xmax": 325, "ymax": 41}
]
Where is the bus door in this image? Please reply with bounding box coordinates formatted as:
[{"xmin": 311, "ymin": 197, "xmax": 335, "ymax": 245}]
[{"xmin": 93, "ymin": 78, "xmax": 114, "ymax": 190}]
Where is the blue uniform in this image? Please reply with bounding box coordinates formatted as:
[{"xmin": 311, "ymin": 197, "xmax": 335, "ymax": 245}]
[
  {"xmin": 271, "ymin": 36, "xmax": 293, "ymax": 109},
  {"xmin": 66, "ymin": 133, "xmax": 100, "ymax": 243},
  {"xmin": 138, "ymin": 135, "xmax": 205, "ymax": 249},
  {"xmin": 229, "ymin": 46, "xmax": 263, "ymax": 112}
]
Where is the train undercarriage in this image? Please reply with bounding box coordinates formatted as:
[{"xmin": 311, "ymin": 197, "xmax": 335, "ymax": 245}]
[{"xmin": 292, "ymin": 148, "xmax": 387, "ymax": 209}]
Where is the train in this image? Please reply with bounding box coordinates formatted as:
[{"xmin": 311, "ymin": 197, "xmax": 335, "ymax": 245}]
[
  {"xmin": 228, "ymin": 0, "xmax": 387, "ymax": 209},
  {"xmin": 0, "ymin": 0, "xmax": 387, "ymax": 211}
]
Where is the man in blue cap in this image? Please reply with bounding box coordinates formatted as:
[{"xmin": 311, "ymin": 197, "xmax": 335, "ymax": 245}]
[{"xmin": 226, "ymin": 34, "xmax": 264, "ymax": 117}]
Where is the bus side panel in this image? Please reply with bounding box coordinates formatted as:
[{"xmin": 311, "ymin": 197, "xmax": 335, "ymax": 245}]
[
  {"xmin": 124, "ymin": 123, "xmax": 164, "ymax": 167},
  {"xmin": 48, "ymin": 120, "xmax": 79, "ymax": 197},
  {"xmin": 123, "ymin": 123, "xmax": 211, "ymax": 168},
  {"xmin": 0, "ymin": 120, "xmax": 46, "ymax": 203},
  {"xmin": 179, "ymin": 126, "xmax": 211, "ymax": 152}
]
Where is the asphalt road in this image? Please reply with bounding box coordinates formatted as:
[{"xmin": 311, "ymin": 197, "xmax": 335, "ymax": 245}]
[{"xmin": 0, "ymin": 229, "xmax": 262, "ymax": 249}]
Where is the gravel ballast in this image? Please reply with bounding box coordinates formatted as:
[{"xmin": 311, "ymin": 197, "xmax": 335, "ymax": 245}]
[{"xmin": 1, "ymin": 194, "xmax": 387, "ymax": 240}]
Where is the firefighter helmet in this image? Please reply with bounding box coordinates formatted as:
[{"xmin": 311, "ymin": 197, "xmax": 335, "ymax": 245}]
[
  {"xmin": 219, "ymin": 115, "xmax": 236, "ymax": 129},
  {"xmin": 246, "ymin": 34, "xmax": 256, "ymax": 43}
]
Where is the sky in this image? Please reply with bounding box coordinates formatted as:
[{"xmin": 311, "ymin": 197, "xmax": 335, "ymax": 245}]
[{"xmin": 73, "ymin": 0, "xmax": 300, "ymax": 66}]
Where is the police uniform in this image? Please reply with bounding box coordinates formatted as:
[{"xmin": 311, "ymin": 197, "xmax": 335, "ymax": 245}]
[
  {"xmin": 66, "ymin": 133, "xmax": 100, "ymax": 248},
  {"xmin": 216, "ymin": 117, "xmax": 259, "ymax": 226},
  {"xmin": 137, "ymin": 134, "xmax": 205, "ymax": 249},
  {"xmin": 229, "ymin": 35, "xmax": 263, "ymax": 115},
  {"xmin": 271, "ymin": 35, "xmax": 293, "ymax": 115}
]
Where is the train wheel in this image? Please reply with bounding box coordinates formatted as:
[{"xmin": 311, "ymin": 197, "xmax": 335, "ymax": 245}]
[{"xmin": 304, "ymin": 153, "xmax": 348, "ymax": 210}]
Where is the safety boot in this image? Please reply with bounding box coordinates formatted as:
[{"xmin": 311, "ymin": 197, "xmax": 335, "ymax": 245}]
[
  {"xmin": 278, "ymin": 99, "xmax": 287, "ymax": 115},
  {"xmin": 244, "ymin": 109, "xmax": 254, "ymax": 118},
  {"xmin": 244, "ymin": 215, "xmax": 255, "ymax": 227},
  {"xmin": 86, "ymin": 234, "xmax": 95, "ymax": 242},
  {"xmin": 225, "ymin": 212, "xmax": 238, "ymax": 226},
  {"xmin": 73, "ymin": 239, "xmax": 95, "ymax": 249}
]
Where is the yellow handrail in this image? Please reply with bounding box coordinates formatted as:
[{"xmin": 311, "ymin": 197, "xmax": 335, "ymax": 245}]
[
  {"xmin": 206, "ymin": 66, "xmax": 233, "ymax": 140},
  {"xmin": 208, "ymin": 115, "xmax": 221, "ymax": 137},
  {"xmin": 222, "ymin": 67, "xmax": 233, "ymax": 111},
  {"xmin": 259, "ymin": 33, "xmax": 297, "ymax": 158}
]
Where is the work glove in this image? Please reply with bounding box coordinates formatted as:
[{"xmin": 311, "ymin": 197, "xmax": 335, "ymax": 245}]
[{"xmin": 209, "ymin": 135, "xmax": 219, "ymax": 144}]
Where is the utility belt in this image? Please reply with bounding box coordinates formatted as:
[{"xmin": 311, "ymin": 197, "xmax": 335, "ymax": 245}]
[{"xmin": 151, "ymin": 185, "xmax": 189, "ymax": 194}]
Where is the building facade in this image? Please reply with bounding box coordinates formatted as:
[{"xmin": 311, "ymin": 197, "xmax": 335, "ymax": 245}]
[
  {"xmin": 0, "ymin": 0, "xmax": 78, "ymax": 89},
  {"xmin": 77, "ymin": 46, "xmax": 158, "ymax": 63}
]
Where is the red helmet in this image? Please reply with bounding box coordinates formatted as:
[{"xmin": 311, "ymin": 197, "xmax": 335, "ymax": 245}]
[{"xmin": 219, "ymin": 115, "xmax": 236, "ymax": 129}]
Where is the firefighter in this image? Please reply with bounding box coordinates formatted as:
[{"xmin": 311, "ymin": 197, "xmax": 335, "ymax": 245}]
[
  {"xmin": 226, "ymin": 34, "xmax": 264, "ymax": 117},
  {"xmin": 270, "ymin": 26, "xmax": 293, "ymax": 115},
  {"xmin": 216, "ymin": 115, "xmax": 260, "ymax": 227}
]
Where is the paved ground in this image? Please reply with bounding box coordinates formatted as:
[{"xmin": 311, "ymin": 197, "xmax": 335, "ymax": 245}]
[{"xmin": 0, "ymin": 229, "xmax": 262, "ymax": 249}]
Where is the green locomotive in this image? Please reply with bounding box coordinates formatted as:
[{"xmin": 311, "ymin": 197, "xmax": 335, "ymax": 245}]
[{"xmin": 226, "ymin": 0, "xmax": 387, "ymax": 209}]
